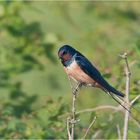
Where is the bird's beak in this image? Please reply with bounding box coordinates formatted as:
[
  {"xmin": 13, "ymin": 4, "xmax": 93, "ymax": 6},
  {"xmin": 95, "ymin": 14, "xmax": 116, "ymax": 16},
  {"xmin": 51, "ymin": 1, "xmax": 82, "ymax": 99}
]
[{"xmin": 59, "ymin": 56, "xmax": 62, "ymax": 59}]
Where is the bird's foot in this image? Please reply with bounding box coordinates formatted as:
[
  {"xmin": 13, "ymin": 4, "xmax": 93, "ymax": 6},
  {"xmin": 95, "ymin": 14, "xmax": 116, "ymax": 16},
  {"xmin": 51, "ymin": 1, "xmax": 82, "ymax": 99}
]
[{"xmin": 72, "ymin": 82, "xmax": 82, "ymax": 95}]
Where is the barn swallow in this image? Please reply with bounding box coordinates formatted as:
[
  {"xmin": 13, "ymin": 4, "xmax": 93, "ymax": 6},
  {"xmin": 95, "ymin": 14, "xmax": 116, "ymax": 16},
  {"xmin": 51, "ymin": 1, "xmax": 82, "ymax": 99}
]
[{"xmin": 58, "ymin": 45, "xmax": 124, "ymax": 98}]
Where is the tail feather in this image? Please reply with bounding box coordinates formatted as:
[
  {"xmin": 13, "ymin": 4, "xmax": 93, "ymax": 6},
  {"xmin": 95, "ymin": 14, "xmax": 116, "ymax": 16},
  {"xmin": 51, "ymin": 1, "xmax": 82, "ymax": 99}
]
[
  {"xmin": 98, "ymin": 76, "xmax": 125, "ymax": 97},
  {"xmin": 108, "ymin": 86, "xmax": 125, "ymax": 97},
  {"xmin": 98, "ymin": 77, "xmax": 125, "ymax": 97}
]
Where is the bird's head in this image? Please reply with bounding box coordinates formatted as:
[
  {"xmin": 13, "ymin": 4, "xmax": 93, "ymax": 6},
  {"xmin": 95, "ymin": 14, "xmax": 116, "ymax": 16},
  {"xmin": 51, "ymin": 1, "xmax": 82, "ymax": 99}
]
[{"xmin": 58, "ymin": 45, "xmax": 76, "ymax": 63}]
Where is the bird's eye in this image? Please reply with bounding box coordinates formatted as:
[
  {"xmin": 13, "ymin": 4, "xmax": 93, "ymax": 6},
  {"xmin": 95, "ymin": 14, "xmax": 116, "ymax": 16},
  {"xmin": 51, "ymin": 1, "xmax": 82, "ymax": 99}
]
[{"xmin": 62, "ymin": 51, "xmax": 67, "ymax": 55}]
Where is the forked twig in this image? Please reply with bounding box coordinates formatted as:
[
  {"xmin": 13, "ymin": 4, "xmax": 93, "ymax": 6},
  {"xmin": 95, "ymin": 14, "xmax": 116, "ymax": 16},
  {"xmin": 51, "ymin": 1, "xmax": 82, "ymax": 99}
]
[
  {"xmin": 71, "ymin": 82, "xmax": 81, "ymax": 139},
  {"xmin": 67, "ymin": 77, "xmax": 82, "ymax": 140}
]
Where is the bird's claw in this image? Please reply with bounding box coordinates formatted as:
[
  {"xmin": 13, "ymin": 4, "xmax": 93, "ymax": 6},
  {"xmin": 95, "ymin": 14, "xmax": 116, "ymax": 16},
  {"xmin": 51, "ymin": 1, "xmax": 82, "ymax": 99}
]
[{"xmin": 72, "ymin": 82, "xmax": 82, "ymax": 95}]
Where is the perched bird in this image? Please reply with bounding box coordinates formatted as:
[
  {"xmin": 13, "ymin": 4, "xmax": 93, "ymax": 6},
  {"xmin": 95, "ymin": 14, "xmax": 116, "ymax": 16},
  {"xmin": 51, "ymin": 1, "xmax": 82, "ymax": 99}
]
[{"xmin": 58, "ymin": 45, "xmax": 124, "ymax": 97}]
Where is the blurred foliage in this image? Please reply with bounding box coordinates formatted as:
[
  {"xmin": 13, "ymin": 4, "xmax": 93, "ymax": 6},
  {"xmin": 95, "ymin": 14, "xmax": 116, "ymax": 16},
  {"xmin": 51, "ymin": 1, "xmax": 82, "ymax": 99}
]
[{"xmin": 0, "ymin": 1, "xmax": 140, "ymax": 139}]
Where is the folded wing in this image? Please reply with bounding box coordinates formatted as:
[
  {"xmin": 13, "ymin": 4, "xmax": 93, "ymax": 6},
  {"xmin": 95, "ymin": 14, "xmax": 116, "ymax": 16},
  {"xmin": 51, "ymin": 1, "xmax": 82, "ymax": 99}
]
[{"xmin": 75, "ymin": 54, "xmax": 124, "ymax": 97}]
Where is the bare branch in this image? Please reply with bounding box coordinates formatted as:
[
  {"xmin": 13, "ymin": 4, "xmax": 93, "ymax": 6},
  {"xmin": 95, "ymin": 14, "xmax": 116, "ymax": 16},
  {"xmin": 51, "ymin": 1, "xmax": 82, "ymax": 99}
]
[
  {"xmin": 82, "ymin": 116, "xmax": 97, "ymax": 139},
  {"xmin": 116, "ymin": 124, "xmax": 121, "ymax": 140},
  {"xmin": 76, "ymin": 105, "xmax": 122, "ymax": 115},
  {"xmin": 67, "ymin": 117, "xmax": 72, "ymax": 140},
  {"xmin": 130, "ymin": 95, "xmax": 140, "ymax": 106},
  {"xmin": 120, "ymin": 52, "xmax": 131, "ymax": 140},
  {"xmin": 92, "ymin": 130, "xmax": 102, "ymax": 139},
  {"xmin": 71, "ymin": 82, "xmax": 81, "ymax": 139}
]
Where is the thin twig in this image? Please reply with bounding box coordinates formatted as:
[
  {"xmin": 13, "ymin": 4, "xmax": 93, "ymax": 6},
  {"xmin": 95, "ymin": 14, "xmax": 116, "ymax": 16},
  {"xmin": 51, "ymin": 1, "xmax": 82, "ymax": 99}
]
[
  {"xmin": 130, "ymin": 95, "xmax": 140, "ymax": 106},
  {"xmin": 76, "ymin": 105, "xmax": 122, "ymax": 115},
  {"xmin": 116, "ymin": 124, "xmax": 121, "ymax": 140},
  {"xmin": 120, "ymin": 53, "xmax": 131, "ymax": 140},
  {"xmin": 92, "ymin": 130, "xmax": 102, "ymax": 139},
  {"xmin": 82, "ymin": 116, "xmax": 96, "ymax": 139},
  {"xmin": 71, "ymin": 82, "xmax": 81, "ymax": 140},
  {"xmin": 67, "ymin": 117, "xmax": 72, "ymax": 140}
]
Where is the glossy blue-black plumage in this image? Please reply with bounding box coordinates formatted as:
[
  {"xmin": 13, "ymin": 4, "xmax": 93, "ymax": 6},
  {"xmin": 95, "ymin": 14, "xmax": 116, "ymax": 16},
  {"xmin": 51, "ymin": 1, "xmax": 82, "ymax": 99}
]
[
  {"xmin": 75, "ymin": 55, "xmax": 124, "ymax": 97},
  {"xmin": 58, "ymin": 45, "xmax": 124, "ymax": 97}
]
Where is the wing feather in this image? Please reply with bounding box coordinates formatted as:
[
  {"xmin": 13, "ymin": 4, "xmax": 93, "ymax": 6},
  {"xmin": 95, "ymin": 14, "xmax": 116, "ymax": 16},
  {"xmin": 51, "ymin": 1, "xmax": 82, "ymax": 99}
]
[{"xmin": 75, "ymin": 54, "xmax": 124, "ymax": 97}]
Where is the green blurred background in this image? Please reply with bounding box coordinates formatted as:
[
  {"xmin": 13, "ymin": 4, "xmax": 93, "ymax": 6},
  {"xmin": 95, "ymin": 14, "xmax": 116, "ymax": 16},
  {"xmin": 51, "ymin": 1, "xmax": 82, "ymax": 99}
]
[{"xmin": 0, "ymin": 1, "xmax": 140, "ymax": 139}]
